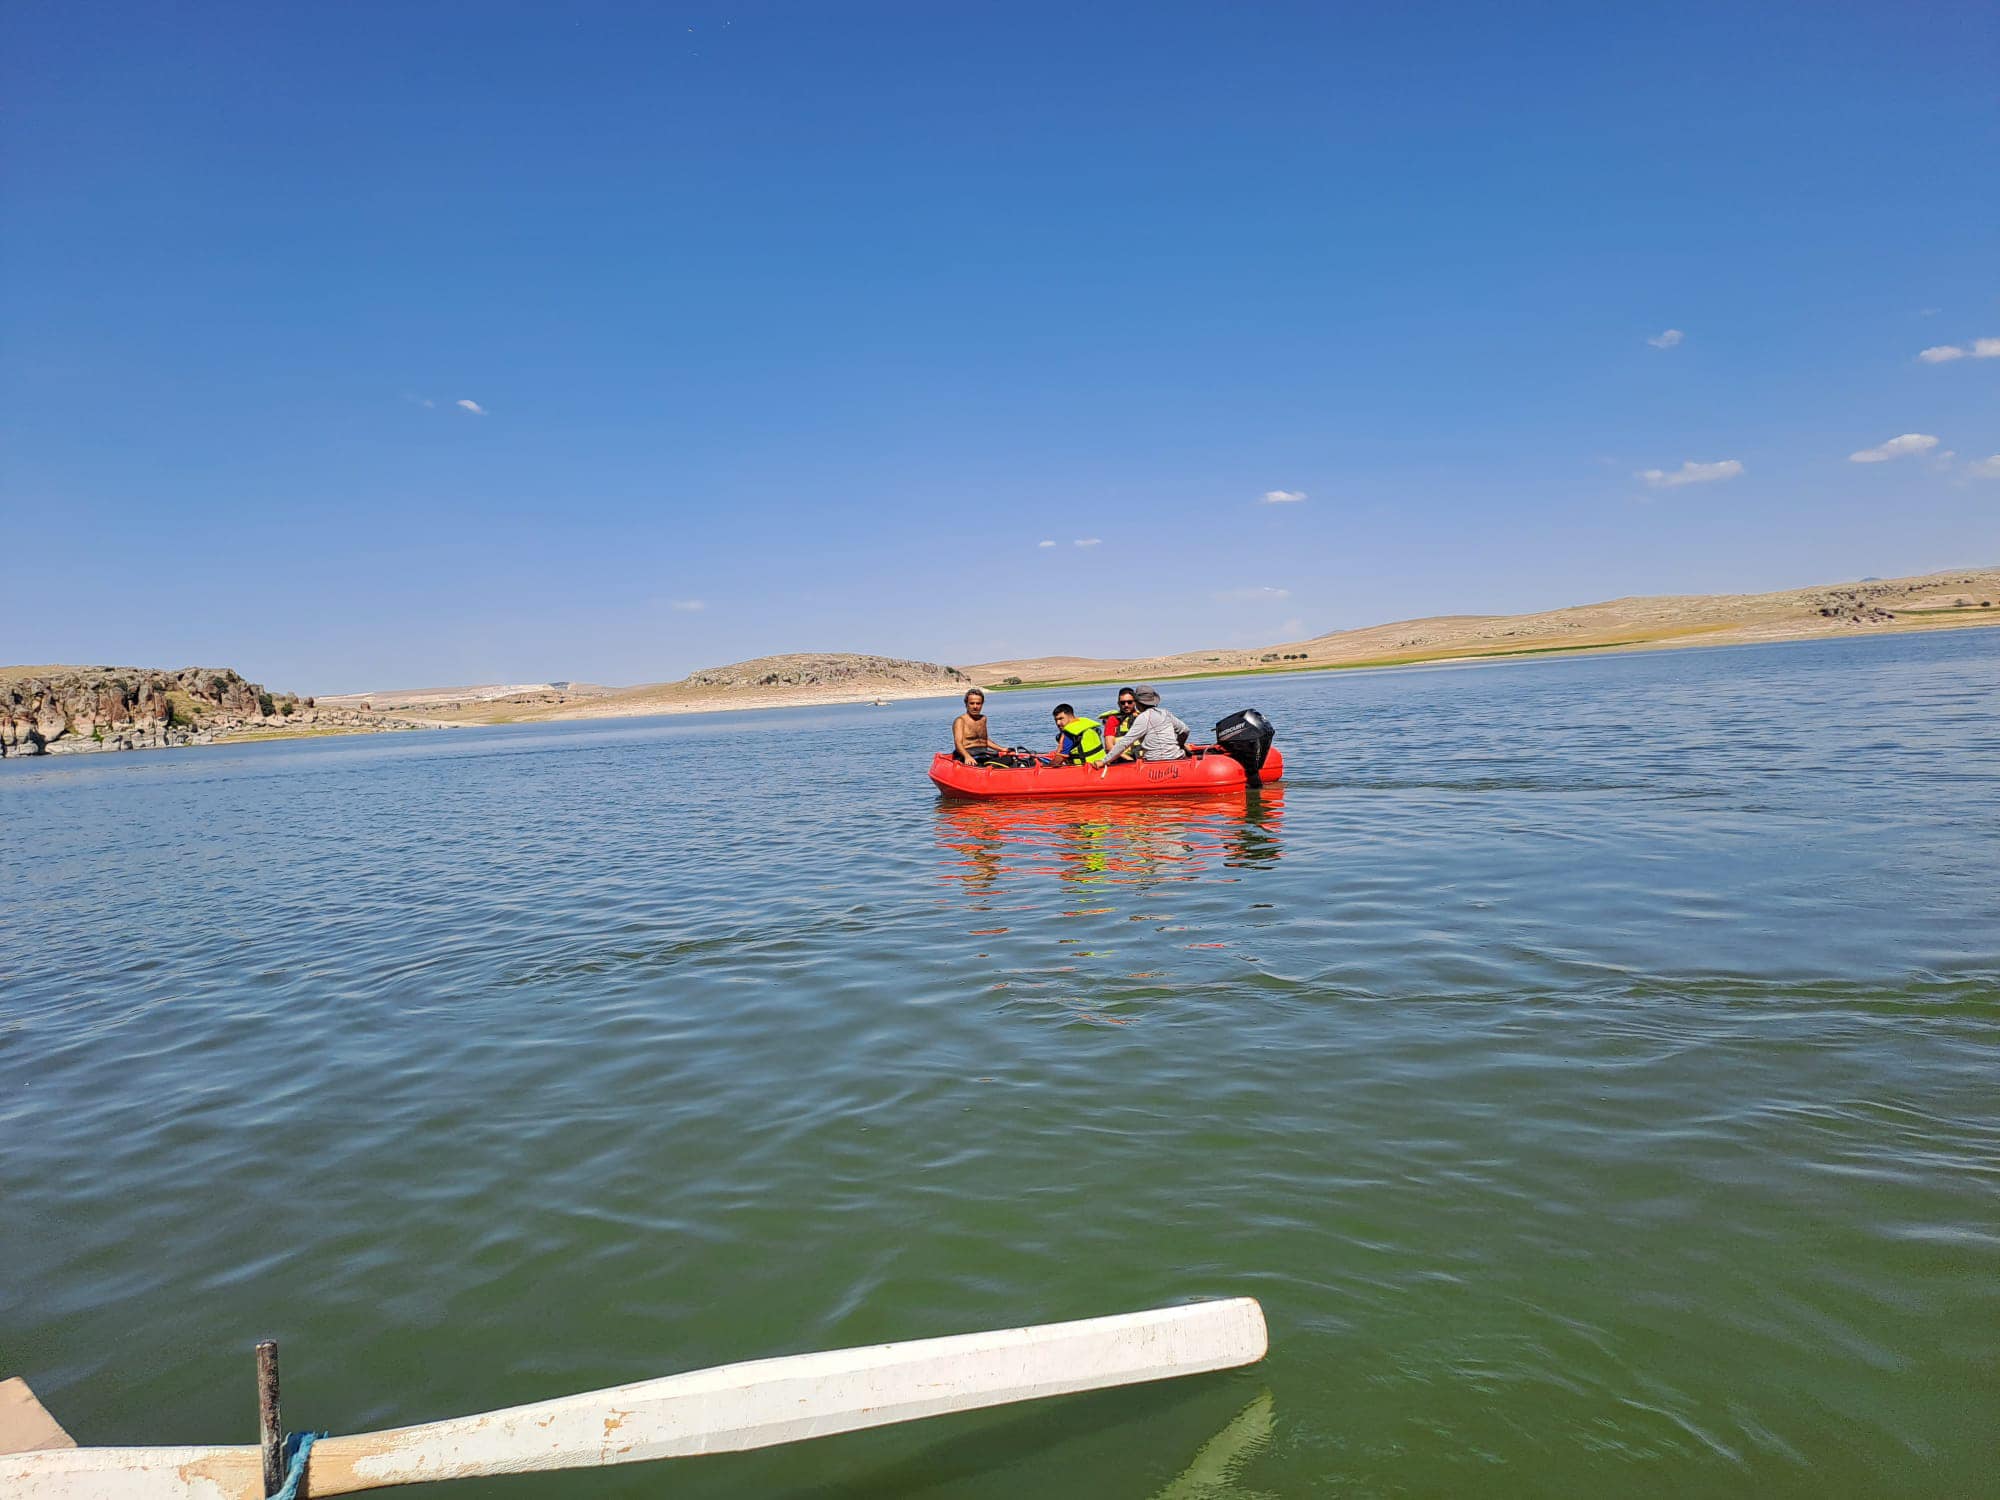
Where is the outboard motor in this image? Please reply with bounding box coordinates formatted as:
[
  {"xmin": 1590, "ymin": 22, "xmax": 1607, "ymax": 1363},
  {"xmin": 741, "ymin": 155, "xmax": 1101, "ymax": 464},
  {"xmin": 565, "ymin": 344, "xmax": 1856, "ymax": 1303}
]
[{"xmin": 1214, "ymin": 709, "xmax": 1275, "ymax": 779}]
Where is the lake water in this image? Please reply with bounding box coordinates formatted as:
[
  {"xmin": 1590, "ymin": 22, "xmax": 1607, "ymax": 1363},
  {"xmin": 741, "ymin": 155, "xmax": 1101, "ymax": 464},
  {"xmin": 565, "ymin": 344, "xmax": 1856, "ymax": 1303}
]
[{"xmin": 3, "ymin": 630, "xmax": 1996, "ymax": 1498}]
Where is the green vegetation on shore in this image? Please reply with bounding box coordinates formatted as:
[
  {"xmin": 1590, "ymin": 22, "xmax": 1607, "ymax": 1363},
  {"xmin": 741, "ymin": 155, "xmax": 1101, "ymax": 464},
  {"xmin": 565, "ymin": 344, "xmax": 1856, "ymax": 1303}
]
[
  {"xmin": 212, "ymin": 725, "xmax": 387, "ymax": 745},
  {"xmin": 162, "ymin": 689, "xmax": 206, "ymax": 728}
]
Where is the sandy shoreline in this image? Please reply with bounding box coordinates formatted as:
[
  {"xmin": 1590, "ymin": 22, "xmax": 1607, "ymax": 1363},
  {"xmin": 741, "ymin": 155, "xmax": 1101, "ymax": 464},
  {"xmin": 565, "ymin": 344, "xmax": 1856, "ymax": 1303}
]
[
  {"xmin": 398, "ymin": 606, "xmax": 2000, "ymax": 730},
  {"xmin": 15, "ymin": 569, "xmax": 1995, "ymax": 756},
  {"xmin": 969, "ymin": 568, "xmax": 2000, "ymax": 689},
  {"xmin": 17, "ymin": 617, "xmax": 1992, "ymax": 758},
  {"xmin": 985, "ymin": 610, "xmax": 2000, "ymax": 691},
  {"xmin": 414, "ymin": 682, "xmax": 966, "ymax": 727}
]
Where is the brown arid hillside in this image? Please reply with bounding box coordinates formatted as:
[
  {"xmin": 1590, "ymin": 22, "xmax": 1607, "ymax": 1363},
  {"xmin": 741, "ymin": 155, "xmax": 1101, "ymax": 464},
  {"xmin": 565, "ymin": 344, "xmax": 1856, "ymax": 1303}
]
[
  {"xmin": 400, "ymin": 653, "xmax": 972, "ymax": 724},
  {"xmin": 968, "ymin": 566, "xmax": 2000, "ymax": 688},
  {"xmin": 15, "ymin": 568, "xmax": 1996, "ymax": 751},
  {"xmin": 314, "ymin": 681, "xmax": 615, "ymax": 714}
]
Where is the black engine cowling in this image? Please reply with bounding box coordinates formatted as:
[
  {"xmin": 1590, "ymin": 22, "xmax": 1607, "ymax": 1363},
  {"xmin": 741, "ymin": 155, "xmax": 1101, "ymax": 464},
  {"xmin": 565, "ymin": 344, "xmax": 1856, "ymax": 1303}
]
[{"xmin": 1214, "ymin": 709, "xmax": 1275, "ymax": 777}]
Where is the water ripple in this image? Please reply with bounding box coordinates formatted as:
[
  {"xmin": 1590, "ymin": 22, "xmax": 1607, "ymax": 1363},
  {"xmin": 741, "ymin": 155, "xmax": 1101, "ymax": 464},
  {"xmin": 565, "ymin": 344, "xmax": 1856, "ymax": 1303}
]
[{"xmin": 2, "ymin": 630, "xmax": 1997, "ymax": 1496}]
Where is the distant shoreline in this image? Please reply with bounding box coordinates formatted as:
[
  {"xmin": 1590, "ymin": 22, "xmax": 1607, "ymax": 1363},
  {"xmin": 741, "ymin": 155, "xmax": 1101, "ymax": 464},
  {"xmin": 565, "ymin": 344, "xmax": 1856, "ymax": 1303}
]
[
  {"xmin": 980, "ymin": 610, "xmax": 2000, "ymax": 694},
  {"xmin": 9, "ymin": 620, "xmax": 1995, "ymax": 767},
  {"xmin": 415, "ymin": 681, "xmax": 965, "ymax": 727},
  {"xmin": 371, "ymin": 613, "xmax": 2000, "ymax": 733},
  {"xmin": 988, "ymin": 631, "xmax": 1682, "ymax": 691},
  {"xmin": 967, "ymin": 569, "xmax": 2000, "ymax": 693},
  {"xmin": 10, "ymin": 570, "xmax": 1996, "ymax": 759},
  {"xmin": 305, "ymin": 614, "xmax": 2000, "ymax": 732}
]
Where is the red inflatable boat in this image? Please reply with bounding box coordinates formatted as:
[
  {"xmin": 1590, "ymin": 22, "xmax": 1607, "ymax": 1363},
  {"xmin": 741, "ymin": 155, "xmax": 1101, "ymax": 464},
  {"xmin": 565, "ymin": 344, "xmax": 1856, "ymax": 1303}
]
[{"xmin": 929, "ymin": 745, "xmax": 1285, "ymax": 799}]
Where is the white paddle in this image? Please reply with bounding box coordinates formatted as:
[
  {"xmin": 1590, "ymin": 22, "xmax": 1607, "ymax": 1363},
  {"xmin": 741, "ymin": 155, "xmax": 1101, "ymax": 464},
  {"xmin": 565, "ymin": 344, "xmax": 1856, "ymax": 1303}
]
[{"xmin": 3, "ymin": 1298, "xmax": 1266, "ymax": 1499}]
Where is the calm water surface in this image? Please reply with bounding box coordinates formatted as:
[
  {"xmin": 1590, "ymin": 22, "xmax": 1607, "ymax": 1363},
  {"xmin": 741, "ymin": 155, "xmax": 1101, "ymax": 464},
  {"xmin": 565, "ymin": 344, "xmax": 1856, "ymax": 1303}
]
[{"xmin": 3, "ymin": 631, "xmax": 1997, "ymax": 1497}]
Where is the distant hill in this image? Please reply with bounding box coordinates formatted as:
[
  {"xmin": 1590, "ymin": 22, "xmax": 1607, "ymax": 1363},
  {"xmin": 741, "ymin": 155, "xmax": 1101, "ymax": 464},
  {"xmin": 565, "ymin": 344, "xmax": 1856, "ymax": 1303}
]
[
  {"xmin": 399, "ymin": 653, "xmax": 971, "ymax": 724},
  {"xmin": 21, "ymin": 568, "xmax": 1997, "ymax": 748},
  {"xmin": 968, "ymin": 566, "xmax": 2000, "ymax": 688}
]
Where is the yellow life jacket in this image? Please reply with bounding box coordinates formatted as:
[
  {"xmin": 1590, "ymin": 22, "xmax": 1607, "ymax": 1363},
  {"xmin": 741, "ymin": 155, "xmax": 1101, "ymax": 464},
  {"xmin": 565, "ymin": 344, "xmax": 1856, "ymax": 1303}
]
[{"xmin": 1059, "ymin": 715, "xmax": 1108, "ymax": 766}]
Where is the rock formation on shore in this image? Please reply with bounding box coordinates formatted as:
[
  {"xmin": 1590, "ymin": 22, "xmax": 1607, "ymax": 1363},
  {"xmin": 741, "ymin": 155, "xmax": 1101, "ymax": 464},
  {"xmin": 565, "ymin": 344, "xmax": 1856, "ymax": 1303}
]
[
  {"xmin": 0, "ymin": 665, "xmax": 419, "ymax": 757},
  {"xmin": 682, "ymin": 653, "xmax": 970, "ymax": 692}
]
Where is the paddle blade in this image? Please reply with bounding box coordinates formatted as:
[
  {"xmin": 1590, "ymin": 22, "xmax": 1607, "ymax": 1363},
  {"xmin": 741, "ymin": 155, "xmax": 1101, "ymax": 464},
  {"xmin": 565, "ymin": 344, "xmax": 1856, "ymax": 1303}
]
[
  {"xmin": 0, "ymin": 1298, "xmax": 1267, "ymax": 1498},
  {"xmin": 310, "ymin": 1297, "xmax": 1267, "ymax": 1492}
]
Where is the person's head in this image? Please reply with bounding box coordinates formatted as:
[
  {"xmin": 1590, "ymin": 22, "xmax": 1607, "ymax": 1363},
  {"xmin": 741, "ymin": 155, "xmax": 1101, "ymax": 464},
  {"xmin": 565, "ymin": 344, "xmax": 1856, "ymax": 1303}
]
[
  {"xmin": 1116, "ymin": 687, "xmax": 1139, "ymax": 717},
  {"xmin": 1132, "ymin": 686, "xmax": 1163, "ymax": 709},
  {"xmin": 963, "ymin": 688, "xmax": 986, "ymax": 716},
  {"xmin": 1052, "ymin": 702, "xmax": 1077, "ymax": 729}
]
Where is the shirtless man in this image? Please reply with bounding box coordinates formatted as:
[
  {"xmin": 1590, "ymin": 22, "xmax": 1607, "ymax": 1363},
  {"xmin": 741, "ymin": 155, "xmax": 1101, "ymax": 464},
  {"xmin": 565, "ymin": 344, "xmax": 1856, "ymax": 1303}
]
[{"xmin": 952, "ymin": 688, "xmax": 1006, "ymax": 765}]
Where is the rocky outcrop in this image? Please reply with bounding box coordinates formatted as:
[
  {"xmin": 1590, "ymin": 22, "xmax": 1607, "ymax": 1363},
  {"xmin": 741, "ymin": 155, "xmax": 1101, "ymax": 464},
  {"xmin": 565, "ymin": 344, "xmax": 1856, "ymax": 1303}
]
[
  {"xmin": 0, "ymin": 665, "xmax": 420, "ymax": 757},
  {"xmin": 3, "ymin": 666, "xmax": 250, "ymax": 756},
  {"xmin": 1811, "ymin": 590, "xmax": 1898, "ymax": 624},
  {"xmin": 683, "ymin": 653, "xmax": 970, "ymax": 691}
]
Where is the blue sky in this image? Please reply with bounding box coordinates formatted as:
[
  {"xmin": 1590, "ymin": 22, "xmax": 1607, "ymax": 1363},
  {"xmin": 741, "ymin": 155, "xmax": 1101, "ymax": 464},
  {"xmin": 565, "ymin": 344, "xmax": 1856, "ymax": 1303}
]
[{"xmin": 4, "ymin": 0, "xmax": 1996, "ymax": 693}]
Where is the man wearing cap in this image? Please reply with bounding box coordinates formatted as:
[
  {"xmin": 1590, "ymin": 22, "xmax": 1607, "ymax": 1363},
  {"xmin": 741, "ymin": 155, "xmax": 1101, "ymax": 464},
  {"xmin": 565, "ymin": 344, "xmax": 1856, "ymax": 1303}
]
[{"xmin": 1102, "ymin": 685, "xmax": 1190, "ymax": 768}]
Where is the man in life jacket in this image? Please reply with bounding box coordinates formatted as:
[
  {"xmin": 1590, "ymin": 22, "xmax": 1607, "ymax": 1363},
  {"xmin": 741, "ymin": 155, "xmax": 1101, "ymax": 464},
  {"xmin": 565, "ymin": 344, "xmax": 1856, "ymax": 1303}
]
[
  {"xmin": 1101, "ymin": 686, "xmax": 1140, "ymax": 743},
  {"xmin": 1051, "ymin": 703, "xmax": 1109, "ymax": 766},
  {"xmin": 1102, "ymin": 685, "xmax": 1189, "ymax": 772}
]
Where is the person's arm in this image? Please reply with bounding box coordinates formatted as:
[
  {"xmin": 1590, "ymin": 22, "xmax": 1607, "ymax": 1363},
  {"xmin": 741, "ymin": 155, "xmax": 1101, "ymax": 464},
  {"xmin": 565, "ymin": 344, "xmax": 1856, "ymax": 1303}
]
[{"xmin": 1103, "ymin": 710, "xmax": 1150, "ymax": 763}]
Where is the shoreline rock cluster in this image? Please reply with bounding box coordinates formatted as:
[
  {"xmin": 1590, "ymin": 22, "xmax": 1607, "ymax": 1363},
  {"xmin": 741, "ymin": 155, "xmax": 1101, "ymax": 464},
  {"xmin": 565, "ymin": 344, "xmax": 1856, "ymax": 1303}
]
[
  {"xmin": 1808, "ymin": 579, "xmax": 1991, "ymax": 625},
  {"xmin": 0, "ymin": 666, "xmax": 423, "ymax": 758},
  {"xmin": 682, "ymin": 653, "xmax": 971, "ymax": 693}
]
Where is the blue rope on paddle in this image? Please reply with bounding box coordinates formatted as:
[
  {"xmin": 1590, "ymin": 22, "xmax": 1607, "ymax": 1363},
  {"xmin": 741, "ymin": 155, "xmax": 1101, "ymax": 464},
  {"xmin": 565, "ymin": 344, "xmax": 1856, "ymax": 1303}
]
[{"xmin": 269, "ymin": 1430, "xmax": 324, "ymax": 1500}]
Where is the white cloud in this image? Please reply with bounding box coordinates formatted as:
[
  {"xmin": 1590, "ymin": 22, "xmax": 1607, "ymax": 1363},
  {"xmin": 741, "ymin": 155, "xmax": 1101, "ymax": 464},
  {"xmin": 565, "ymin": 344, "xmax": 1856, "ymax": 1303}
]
[
  {"xmin": 1635, "ymin": 459, "xmax": 1744, "ymax": 489},
  {"xmin": 1073, "ymin": 537, "xmax": 1102, "ymax": 548},
  {"xmin": 1260, "ymin": 489, "xmax": 1307, "ymax": 504},
  {"xmin": 1848, "ymin": 433, "xmax": 1938, "ymax": 464},
  {"xmin": 1968, "ymin": 455, "xmax": 2000, "ymax": 479},
  {"xmin": 1036, "ymin": 539, "xmax": 1056, "ymax": 548},
  {"xmin": 670, "ymin": 599, "xmax": 705, "ymax": 611},
  {"xmin": 1211, "ymin": 586, "xmax": 1292, "ymax": 604},
  {"xmin": 1646, "ymin": 328, "xmax": 1684, "ymax": 349},
  {"xmin": 1918, "ymin": 339, "xmax": 1999, "ymax": 363},
  {"xmin": 457, "ymin": 399, "xmax": 487, "ymax": 415}
]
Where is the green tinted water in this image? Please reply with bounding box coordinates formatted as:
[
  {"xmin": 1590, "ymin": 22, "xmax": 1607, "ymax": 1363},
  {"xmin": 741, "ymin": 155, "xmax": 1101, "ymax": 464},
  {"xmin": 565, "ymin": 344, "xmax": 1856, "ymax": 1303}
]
[{"xmin": 3, "ymin": 631, "xmax": 1996, "ymax": 1496}]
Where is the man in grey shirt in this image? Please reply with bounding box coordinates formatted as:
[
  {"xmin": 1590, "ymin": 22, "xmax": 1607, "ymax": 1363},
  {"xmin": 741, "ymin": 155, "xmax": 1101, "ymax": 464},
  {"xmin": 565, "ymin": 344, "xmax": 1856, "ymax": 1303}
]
[{"xmin": 1103, "ymin": 685, "xmax": 1189, "ymax": 766}]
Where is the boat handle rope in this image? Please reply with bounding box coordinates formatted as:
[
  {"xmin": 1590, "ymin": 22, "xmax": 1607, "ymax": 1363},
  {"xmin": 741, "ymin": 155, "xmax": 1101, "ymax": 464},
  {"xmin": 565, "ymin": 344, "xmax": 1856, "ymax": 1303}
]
[{"xmin": 269, "ymin": 1429, "xmax": 324, "ymax": 1500}]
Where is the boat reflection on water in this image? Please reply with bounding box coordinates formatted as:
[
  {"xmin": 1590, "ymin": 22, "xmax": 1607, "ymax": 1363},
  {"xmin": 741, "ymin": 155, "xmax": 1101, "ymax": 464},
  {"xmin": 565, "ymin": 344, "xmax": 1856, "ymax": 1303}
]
[{"xmin": 935, "ymin": 787, "xmax": 1285, "ymax": 894}]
